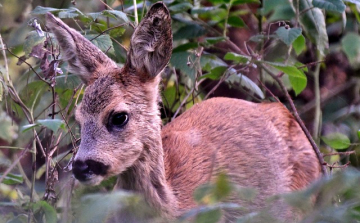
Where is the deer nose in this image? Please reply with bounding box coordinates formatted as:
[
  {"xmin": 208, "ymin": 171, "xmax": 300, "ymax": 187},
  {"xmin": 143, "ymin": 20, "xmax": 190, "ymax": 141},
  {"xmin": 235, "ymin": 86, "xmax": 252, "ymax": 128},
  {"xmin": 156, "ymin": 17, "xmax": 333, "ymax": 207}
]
[{"xmin": 72, "ymin": 160, "xmax": 109, "ymax": 182}]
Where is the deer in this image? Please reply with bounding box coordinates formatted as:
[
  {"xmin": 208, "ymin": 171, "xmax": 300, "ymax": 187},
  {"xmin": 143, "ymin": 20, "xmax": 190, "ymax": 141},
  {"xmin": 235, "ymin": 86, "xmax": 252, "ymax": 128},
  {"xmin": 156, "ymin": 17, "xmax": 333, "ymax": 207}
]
[{"xmin": 46, "ymin": 2, "xmax": 321, "ymax": 222}]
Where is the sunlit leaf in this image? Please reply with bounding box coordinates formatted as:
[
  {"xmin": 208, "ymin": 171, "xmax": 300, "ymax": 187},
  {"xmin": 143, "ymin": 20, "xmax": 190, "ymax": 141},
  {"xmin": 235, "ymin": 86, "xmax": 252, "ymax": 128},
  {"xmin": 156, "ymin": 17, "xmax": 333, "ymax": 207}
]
[
  {"xmin": 293, "ymin": 34, "xmax": 306, "ymax": 55},
  {"xmin": 200, "ymin": 66, "xmax": 227, "ymax": 80},
  {"xmin": 265, "ymin": 62, "xmax": 307, "ymax": 95},
  {"xmin": 0, "ymin": 173, "xmax": 23, "ymax": 185},
  {"xmin": 224, "ymin": 52, "xmax": 251, "ymax": 64},
  {"xmin": 322, "ymin": 133, "xmax": 351, "ymax": 150}
]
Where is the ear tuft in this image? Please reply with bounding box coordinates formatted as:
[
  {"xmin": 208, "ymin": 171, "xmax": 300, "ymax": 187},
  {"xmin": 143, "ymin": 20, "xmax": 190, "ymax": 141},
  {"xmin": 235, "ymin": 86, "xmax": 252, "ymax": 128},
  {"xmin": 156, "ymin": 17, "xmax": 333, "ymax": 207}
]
[
  {"xmin": 46, "ymin": 13, "xmax": 117, "ymax": 84},
  {"xmin": 127, "ymin": 2, "xmax": 172, "ymax": 79}
]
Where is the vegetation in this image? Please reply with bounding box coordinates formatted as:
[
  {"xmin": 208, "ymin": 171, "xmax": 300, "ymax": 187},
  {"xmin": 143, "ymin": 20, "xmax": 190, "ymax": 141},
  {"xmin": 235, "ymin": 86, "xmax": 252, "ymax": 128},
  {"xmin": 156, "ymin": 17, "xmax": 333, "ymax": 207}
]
[{"xmin": 0, "ymin": 0, "xmax": 359, "ymax": 222}]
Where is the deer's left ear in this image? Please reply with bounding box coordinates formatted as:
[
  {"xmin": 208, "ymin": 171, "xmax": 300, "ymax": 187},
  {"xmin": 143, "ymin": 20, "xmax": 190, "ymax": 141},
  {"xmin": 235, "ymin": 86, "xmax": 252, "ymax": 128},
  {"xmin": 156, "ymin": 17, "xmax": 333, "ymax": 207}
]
[{"xmin": 126, "ymin": 2, "xmax": 172, "ymax": 79}]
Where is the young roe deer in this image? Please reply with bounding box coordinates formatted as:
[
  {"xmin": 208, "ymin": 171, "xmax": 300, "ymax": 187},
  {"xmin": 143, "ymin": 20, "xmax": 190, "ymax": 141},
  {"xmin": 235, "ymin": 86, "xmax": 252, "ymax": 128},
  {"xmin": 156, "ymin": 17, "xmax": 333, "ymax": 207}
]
[{"xmin": 46, "ymin": 2, "xmax": 321, "ymax": 221}]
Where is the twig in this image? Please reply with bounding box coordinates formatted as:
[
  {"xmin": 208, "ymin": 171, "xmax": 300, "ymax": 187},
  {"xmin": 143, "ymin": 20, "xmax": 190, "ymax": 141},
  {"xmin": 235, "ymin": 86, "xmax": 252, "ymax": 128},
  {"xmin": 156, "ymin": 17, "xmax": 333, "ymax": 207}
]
[
  {"xmin": 89, "ymin": 24, "xmax": 127, "ymax": 41},
  {"xmin": 323, "ymin": 151, "xmax": 355, "ymax": 157}
]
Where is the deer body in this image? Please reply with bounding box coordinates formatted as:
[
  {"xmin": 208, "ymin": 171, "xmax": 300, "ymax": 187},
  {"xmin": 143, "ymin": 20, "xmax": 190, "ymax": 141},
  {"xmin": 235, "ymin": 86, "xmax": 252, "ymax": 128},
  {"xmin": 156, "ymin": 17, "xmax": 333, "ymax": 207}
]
[{"xmin": 46, "ymin": 2, "xmax": 321, "ymax": 221}]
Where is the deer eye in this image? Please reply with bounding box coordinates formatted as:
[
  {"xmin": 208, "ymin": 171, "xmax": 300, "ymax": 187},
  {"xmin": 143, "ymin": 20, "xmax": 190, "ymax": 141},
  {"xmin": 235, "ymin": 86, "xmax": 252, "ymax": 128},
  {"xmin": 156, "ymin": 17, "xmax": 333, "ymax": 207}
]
[{"xmin": 108, "ymin": 112, "xmax": 129, "ymax": 130}]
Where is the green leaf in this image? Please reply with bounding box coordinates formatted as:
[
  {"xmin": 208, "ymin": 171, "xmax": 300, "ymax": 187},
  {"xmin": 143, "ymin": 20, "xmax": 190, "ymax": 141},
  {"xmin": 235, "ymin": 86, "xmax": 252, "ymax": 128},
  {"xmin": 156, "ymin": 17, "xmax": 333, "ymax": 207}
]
[
  {"xmin": 224, "ymin": 52, "xmax": 251, "ymax": 64},
  {"xmin": 169, "ymin": 2, "xmax": 193, "ymax": 13},
  {"xmin": 232, "ymin": 0, "xmax": 261, "ymax": 5},
  {"xmin": 200, "ymin": 66, "xmax": 227, "ymax": 80},
  {"xmin": 173, "ymin": 42, "xmax": 199, "ymax": 53},
  {"xmin": 322, "ymin": 133, "xmax": 351, "ymax": 150},
  {"xmin": 37, "ymin": 119, "xmax": 65, "ymax": 132},
  {"xmin": 19, "ymin": 80, "xmax": 48, "ymax": 108},
  {"xmin": 208, "ymin": 0, "xmax": 231, "ymax": 3},
  {"xmin": 23, "ymin": 31, "xmax": 46, "ymax": 56},
  {"xmin": 313, "ymin": 0, "xmax": 346, "ymax": 13},
  {"xmin": 266, "ymin": 62, "xmax": 307, "ymax": 95},
  {"xmin": 275, "ymin": 27, "xmax": 302, "ymax": 46},
  {"xmin": 33, "ymin": 201, "xmax": 57, "ymax": 223},
  {"xmin": 292, "ymin": 34, "xmax": 306, "ymax": 55},
  {"xmin": 291, "ymin": 0, "xmax": 328, "ymax": 56},
  {"xmin": 85, "ymin": 34, "xmax": 114, "ymax": 55},
  {"xmin": 357, "ymin": 130, "xmax": 360, "ymax": 140},
  {"xmin": 21, "ymin": 123, "xmax": 40, "ymax": 133},
  {"xmin": 341, "ymin": 33, "xmax": 360, "ymax": 69},
  {"xmin": 58, "ymin": 8, "xmax": 83, "ymax": 18},
  {"xmin": 227, "ymin": 16, "xmax": 245, "ymax": 28},
  {"xmin": 173, "ymin": 24, "xmax": 206, "ymax": 40},
  {"xmin": 103, "ymin": 10, "xmax": 129, "ymax": 23},
  {"xmin": 0, "ymin": 173, "xmax": 24, "ymax": 185},
  {"xmin": 205, "ymin": 37, "xmax": 226, "ymax": 45}
]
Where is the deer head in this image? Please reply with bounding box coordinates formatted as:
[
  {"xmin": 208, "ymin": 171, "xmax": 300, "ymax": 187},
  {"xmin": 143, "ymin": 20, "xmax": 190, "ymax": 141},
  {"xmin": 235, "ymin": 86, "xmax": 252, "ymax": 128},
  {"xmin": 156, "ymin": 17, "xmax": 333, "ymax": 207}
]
[{"xmin": 46, "ymin": 2, "xmax": 172, "ymax": 185}]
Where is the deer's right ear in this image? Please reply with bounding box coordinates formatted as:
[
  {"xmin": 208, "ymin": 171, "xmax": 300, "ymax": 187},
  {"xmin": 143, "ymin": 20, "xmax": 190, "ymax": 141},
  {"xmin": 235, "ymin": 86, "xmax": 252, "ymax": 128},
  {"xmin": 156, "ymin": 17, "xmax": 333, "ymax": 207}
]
[
  {"xmin": 46, "ymin": 13, "xmax": 117, "ymax": 84},
  {"xmin": 125, "ymin": 2, "xmax": 172, "ymax": 80}
]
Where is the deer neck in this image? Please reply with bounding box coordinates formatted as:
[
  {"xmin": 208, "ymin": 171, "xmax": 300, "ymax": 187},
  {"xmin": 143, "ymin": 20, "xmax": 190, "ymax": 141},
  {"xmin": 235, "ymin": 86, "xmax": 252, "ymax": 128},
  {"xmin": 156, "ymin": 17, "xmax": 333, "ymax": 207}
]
[
  {"xmin": 118, "ymin": 129, "xmax": 178, "ymax": 218},
  {"xmin": 118, "ymin": 79, "xmax": 178, "ymax": 218}
]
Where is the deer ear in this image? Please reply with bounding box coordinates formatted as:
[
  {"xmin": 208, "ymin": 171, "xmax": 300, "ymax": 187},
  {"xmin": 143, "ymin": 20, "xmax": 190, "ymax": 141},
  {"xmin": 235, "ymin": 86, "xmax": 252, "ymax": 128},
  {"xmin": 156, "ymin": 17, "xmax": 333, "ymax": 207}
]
[
  {"xmin": 126, "ymin": 2, "xmax": 172, "ymax": 79},
  {"xmin": 46, "ymin": 13, "xmax": 117, "ymax": 84}
]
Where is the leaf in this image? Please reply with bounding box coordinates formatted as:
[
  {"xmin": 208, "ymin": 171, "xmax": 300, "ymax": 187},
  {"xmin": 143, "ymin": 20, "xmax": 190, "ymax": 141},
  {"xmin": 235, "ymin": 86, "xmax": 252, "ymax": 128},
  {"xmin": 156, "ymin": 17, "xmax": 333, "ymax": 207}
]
[
  {"xmin": 227, "ymin": 16, "xmax": 245, "ymax": 28},
  {"xmin": 224, "ymin": 52, "xmax": 251, "ymax": 64},
  {"xmin": 173, "ymin": 42, "xmax": 199, "ymax": 53},
  {"xmin": 173, "ymin": 24, "xmax": 207, "ymax": 40},
  {"xmin": 275, "ymin": 27, "xmax": 302, "ymax": 46},
  {"xmin": 21, "ymin": 124, "xmax": 40, "ymax": 133},
  {"xmin": 343, "ymin": 0, "xmax": 360, "ymax": 6},
  {"xmin": 33, "ymin": 201, "xmax": 57, "ymax": 223},
  {"xmin": 37, "ymin": 119, "xmax": 65, "ymax": 132},
  {"xmin": 169, "ymin": 2, "xmax": 193, "ymax": 13},
  {"xmin": 31, "ymin": 6, "xmax": 59, "ymax": 14},
  {"xmin": 226, "ymin": 73, "xmax": 265, "ymax": 99},
  {"xmin": 312, "ymin": 0, "xmax": 346, "ymax": 13},
  {"xmin": 341, "ymin": 33, "xmax": 360, "ymax": 69},
  {"xmin": 292, "ymin": 34, "xmax": 306, "ymax": 55},
  {"xmin": 205, "ymin": 37, "xmax": 226, "ymax": 45},
  {"xmin": 322, "ymin": 133, "xmax": 351, "ymax": 150},
  {"xmin": 357, "ymin": 130, "xmax": 360, "ymax": 140},
  {"xmin": 85, "ymin": 34, "xmax": 114, "ymax": 55},
  {"xmin": 291, "ymin": 0, "xmax": 328, "ymax": 56},
  {"xmin": 58, "ymin": 8, "xmax": 81, "ymax": 18},
  {"xmin": 19, "ymin": 80, "xmax": 48, "ymax": 108},
  {"xmin": 200, "ymin": 66, "xmax": 227, "ymax": 80},
  {"xmin": 266, "ymin": 62, "xmax": 307, "ymax": 95},
  {"xmin": 232, "ymin": 0, "xmax": 261, "ymax": 5},
  {"xmin": 0, "ymin": 173, "xmax": 24, "ymax": 185},
  {"xmin": 103, "ymin": 10, "xmax": 129, "ymax": 23},
  {"xmin": 23, "ymin": 31, "xmax": 46, "ymax": 56}
]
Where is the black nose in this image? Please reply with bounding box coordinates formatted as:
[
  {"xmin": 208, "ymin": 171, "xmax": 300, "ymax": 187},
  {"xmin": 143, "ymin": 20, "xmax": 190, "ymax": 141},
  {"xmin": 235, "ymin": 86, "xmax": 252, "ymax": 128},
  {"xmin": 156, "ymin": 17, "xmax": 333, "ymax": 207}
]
[{"xmin": 72, "ymin": 160, "xmax": 109, "ymax": 182}]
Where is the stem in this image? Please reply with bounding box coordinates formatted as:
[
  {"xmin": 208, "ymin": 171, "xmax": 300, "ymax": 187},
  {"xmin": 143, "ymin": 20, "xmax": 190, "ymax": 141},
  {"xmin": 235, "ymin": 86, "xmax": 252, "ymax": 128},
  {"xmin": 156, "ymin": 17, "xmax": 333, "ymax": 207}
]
[
  {"xmin": 133, "ymin": 0, "xmax": 138, "ymax": 26},
  {"xmin": 223, "ymin": 3, "xmax": 231, "ymax": 37},
  {"xmin": 313, "ymin": 52, "xmax": 323, "ymax": 142}
]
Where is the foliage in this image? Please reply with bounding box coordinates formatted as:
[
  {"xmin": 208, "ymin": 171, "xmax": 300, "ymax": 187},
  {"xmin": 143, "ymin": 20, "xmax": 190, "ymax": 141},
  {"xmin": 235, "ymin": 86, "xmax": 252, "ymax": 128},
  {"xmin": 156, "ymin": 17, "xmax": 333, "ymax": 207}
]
[{"xmin": 0, "ymin": 0, "xmax": 359, "ymax": 222}]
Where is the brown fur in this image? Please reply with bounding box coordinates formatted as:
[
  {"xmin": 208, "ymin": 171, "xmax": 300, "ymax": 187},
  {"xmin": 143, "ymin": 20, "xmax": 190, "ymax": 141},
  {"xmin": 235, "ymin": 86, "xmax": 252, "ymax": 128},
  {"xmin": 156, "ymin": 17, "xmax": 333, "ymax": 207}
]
[{"xmin": 46, "ymin": 2, "xmax": 321, "ymax": 222}]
